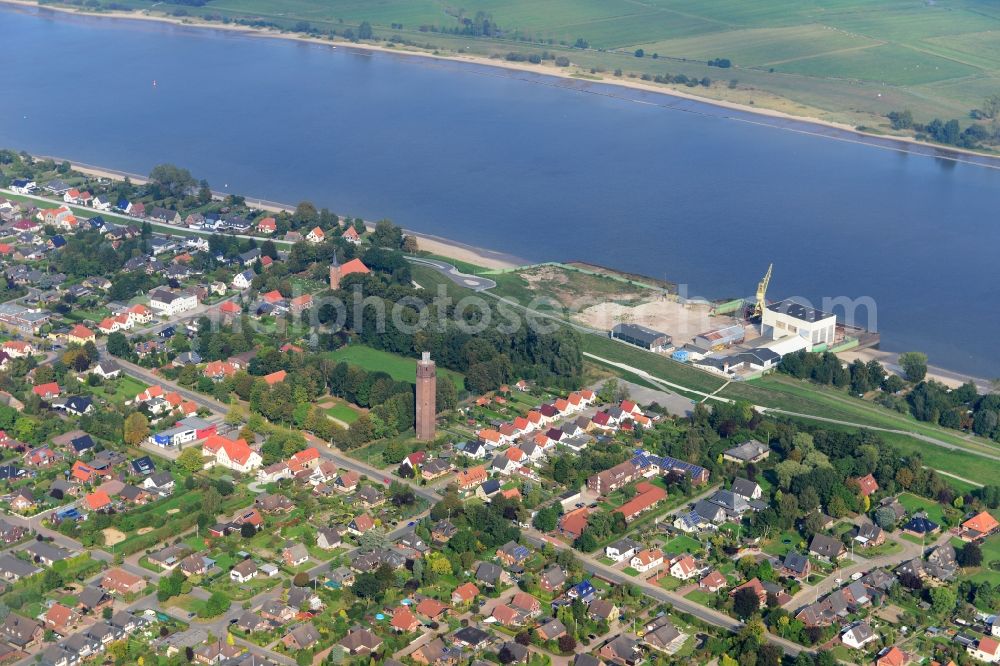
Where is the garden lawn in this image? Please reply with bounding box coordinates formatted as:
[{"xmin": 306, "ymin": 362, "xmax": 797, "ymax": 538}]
[
  {"xmin": 762, "ymin": 529, "xmax": 804, "ymax": 557},
  {"xmin": 897, "ymin": 492, "xmax": 947, "ymax": 524},
  {"xmin": 658, "ymin": 576, "xmax": 684, "ymax": 591},
  {"xmin": 962, "ymin": 533, "xmax": 1000, "ymax": 586},
  {"xmin": 683, "ymin": 589, "xmax": 715, "ymax": 605},
  {"xmin": 661, "ymin": 534, "xmax": 703, "ymax": 555},
  {"xmin": 88, "ymin": 375, "xmax": 147, "ymax": 404}
]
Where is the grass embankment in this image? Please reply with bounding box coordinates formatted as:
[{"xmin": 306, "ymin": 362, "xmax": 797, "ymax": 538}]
[
  {"xmin": 580, "ymin": 328, "xmax": 1000, "ymax": 487},
  {"xmin": 325, "ymin": 344, "xmax": 465, "ymax": 390},
  {"xmin": 79, "ymin": 0, "xmax": 1000, "ymax": 145}
]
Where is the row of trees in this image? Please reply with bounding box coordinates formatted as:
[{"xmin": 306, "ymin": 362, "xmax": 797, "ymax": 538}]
[{"xmin": 888, "ymin": 104, "xmax": 1000, "ymax": 149}]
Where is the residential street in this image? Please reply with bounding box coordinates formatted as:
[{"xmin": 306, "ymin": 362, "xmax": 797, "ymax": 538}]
[{"xmin": 782, "ymin": 529, "xmax": 953, "ymax": 610}]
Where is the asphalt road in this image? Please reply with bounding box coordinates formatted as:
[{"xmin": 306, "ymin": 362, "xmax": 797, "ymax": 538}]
[{"xmin": 406, "ymin": 256, "xmax": 497, "ymax": 291}]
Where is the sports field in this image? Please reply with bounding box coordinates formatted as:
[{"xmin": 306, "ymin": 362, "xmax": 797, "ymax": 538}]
[
  {"xmin": 115, "ymin": 0, "xmax": 1000, "ymax": 128},
  {"xmin": 326, "ymin": 344, "xmax": 465, "ymax": 390}
]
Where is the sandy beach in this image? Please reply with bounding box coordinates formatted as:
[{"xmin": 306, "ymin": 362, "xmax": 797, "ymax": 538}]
[
  {"xmin": 840, "ymin": 348, "xmax": 993, "ymax": 393},
  {"xmin": 6, "ymin": 0, "xmax": 1000, "ymax": 169}
]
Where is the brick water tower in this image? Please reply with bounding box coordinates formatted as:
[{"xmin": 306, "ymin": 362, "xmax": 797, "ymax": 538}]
[{"xmin": 415, "ymin": 351, "xmax": 436, "ymax": 440}]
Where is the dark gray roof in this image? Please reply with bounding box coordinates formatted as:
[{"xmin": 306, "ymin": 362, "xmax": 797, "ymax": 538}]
[
  {"xmin": 611, "ymin": 323, "xmax": 670, "ymax": 346},
  {"xmin": 809, "ymin": 534, "xmax": 844, "ymax": 558},
  {"xmin": 476, "ymin": 561, "xmax": 502, "ymax": 584},
  {"xmin": 783, "ymin": 551, "xmax": 810, "ymax": 575},
  {"xmin": 731, "ymin": 477, "xmax": 760, "ymax": 499},
  {"xmin": 452, "ymin": 625, "xmax": 490, "ymax": 646},
  {"xmin": 766, "ymin": 299, "xmax": 834, "ymax": 323}
]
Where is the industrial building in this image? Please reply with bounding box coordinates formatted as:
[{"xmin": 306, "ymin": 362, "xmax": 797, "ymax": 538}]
[
  {"xmin": 610, "ymin": 323, "xmax": 671, "ymax": 352},
  {"xmin": 761, "ymin": 300, "xmax": 836, "ymax": 348},
  {"xmin": 694, "ymin": 324, "xmax": 745, "ymax": 350}
]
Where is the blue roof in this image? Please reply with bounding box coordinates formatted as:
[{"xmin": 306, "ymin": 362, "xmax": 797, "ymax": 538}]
[{"xmin": 570, "ymin": 580, "xmax": 595, "ymax": 598}]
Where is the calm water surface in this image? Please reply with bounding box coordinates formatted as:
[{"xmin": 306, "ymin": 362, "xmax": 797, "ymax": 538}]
[{"xmin": 3, "ymin": 5, "xmax": 1000, "ymax": 376}]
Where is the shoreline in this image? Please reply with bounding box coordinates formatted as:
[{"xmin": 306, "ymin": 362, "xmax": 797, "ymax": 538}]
[
  {"xmin": 7, "ymin": 0, "xmax": 1000, "ymax": 169},
  {"xmin": 839, "ymin": 348, "xmax": 993, "ymax": 394},
  {"xmin": 48, "ymin": 157, "xmax": 523, "ymax": 271},
  {"xmin": 7, "ymin": 157, "xmax": 995, "ymax": 389}
]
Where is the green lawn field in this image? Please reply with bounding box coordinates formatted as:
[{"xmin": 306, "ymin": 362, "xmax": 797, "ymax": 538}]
[
  {"xmin": 326, "ymin": 400, "xmax": 361, "ymax": 424},
  {"xmin": 326, "ymin": 344, "xmax": 465, "ymax": 390},
  {"xmin": 104, "ymin": 0, "xmax": 1000, "ymax": 133}
]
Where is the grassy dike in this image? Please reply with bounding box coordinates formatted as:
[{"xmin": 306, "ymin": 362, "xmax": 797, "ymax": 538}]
[{"xmin": 406, "ymin": 254, "xmax": 1000, "ymax": 487}]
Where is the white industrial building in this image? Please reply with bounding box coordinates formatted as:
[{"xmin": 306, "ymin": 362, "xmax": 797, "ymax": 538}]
[{"xmin": 761, "ymin": 300, "xmax": 836, "ymax": 349}]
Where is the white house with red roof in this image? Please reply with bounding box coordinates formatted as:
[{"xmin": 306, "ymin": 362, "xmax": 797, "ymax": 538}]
[
  {"xmin": 2, "ymin": 341, "xmax": 33, "ymax": 358},
  {"xmin": 98, "ymin": 313, "xmax": 132, "ymax": 335},
  {"xmin": 306, "ymin": 227, "xmax": 325, "ymax": 243},
  {"xmin": 669, "ymin": 554, "xmax": 699, "ymax": 580},
  {"xmin": 970, "ymin": 635, "xmax": 1000, "ymax": 663},
  {"xmin": 620, "ymin": 400, "xmax": 643, "ymax": 416},
  {"xmin": 126, "ymin": 304, "xmax": 152, "ymax": 325},
  {"xmin": 342, "ymin": 226, "xmax": 361, "ymax": 244},
  {"xmin": 202, "ymin": 435, "xmax": 261, "ymax": 474},
  {"xmin": 257, "ymin": 217, "xmax": 277, "ymax": 234},
  {"xmin": 630, "ymin": 548, "xmax": 664, "ymax": 573}
]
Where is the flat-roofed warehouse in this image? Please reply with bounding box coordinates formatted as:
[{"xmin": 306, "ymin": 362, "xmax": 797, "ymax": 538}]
[
  {"xmin": 761, "ymin": 299, "xmax": 836, "ymax": 348},
  {"xmin": 610, "ymin": 323, "xmax": 671, "ymax": 352}
]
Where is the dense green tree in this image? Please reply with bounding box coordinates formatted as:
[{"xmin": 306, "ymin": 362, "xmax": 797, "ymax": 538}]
[{"xmin": 899, "ymin": 351, "xmax": 928, "ymax": 382}]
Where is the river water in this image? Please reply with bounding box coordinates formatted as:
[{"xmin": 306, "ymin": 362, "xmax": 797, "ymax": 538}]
[{"xmin": 3, "ymin": 5, "xmax": 999, "ymax": 376}]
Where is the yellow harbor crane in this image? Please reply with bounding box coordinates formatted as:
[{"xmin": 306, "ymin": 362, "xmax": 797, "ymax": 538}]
[{"xmin": 751, "ymin": 263, "xmax": 773, "ymax": 319}]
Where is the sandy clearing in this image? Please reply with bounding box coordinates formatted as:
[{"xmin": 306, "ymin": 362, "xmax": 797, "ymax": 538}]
[
  {"xmin": 103, "ymin": 527, "xmax": 127, "ymax": 546},
  {"xmin": 575, "ymin": 297, "xmax": 745, "ymax": 345}
]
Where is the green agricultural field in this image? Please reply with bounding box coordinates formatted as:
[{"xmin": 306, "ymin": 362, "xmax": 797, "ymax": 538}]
[
  {"xmin": 326, "ymin": 344, "xmax": 465, "ymax": 390},
  {"xmin": 106, "ymin": 0, "xmax": 1000, "ymax": 133},
  {"xmin": 637, "ymin": 25, "xmax": 883, "ymax": 68},
  {"xmin": 775, "ymin": 44, "xmax": 979, "ymax": 86}
]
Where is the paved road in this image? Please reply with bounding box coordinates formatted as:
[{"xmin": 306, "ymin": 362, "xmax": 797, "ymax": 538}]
[{"xmin": 406, "ymin": 256, "xmax": 497, "ymax": 291}]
